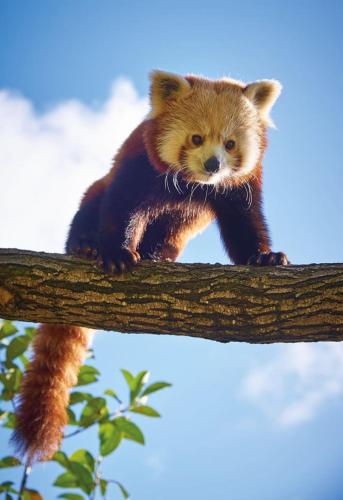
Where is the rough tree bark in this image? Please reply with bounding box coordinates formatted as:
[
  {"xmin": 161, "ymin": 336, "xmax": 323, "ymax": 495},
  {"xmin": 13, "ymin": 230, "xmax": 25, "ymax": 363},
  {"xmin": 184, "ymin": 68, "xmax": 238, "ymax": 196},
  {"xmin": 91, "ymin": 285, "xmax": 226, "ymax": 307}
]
[{"xmin": 0, "ymin": 248, "xmax": 342, "ymax": 344}]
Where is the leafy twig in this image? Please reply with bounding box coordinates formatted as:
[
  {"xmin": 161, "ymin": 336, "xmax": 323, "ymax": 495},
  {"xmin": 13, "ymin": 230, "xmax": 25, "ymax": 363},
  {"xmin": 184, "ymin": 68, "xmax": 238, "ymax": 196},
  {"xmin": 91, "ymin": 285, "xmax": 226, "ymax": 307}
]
[{"xmin": 64, "ymin": 407, "xmax": 129, "ymax": 439}]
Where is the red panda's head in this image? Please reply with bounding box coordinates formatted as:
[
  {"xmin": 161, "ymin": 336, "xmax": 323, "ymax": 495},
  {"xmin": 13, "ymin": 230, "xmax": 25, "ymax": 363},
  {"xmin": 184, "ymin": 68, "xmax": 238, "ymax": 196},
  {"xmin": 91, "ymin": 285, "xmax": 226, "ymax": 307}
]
[{"xmin": 144, "ymin": 70, "xmax": 281, "ymax": 186}]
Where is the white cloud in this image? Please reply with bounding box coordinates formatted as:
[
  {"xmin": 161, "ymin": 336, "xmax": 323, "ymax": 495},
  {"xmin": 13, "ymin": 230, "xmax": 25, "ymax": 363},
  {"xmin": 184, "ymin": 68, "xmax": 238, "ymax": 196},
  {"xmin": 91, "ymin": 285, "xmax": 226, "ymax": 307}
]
[
  {"xmin": 0, "ymin": 79, "xmax": 149, "ymax": 252},
  {"xmin": 241, "ymin": 343, "xmax": 343, "ymax": 427},
  {"xmin": 145, "ymin": 453, "xmax": 166, "ymax": 476}
]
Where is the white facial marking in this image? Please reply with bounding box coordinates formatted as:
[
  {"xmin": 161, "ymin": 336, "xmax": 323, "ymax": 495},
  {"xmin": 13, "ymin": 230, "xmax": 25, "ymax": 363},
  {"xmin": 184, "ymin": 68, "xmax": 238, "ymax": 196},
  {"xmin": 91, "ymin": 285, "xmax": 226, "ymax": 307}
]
[
  {"xmin": 209, "ymin": 145, "xmax": 232, "ymax": 182},
  {"xmin": 214, "ymin": 146, "xmax": 229, "ymax": 169},
  {"xmin": 234, "ymin": 129, "xmax": 260, "ymax": 179}
]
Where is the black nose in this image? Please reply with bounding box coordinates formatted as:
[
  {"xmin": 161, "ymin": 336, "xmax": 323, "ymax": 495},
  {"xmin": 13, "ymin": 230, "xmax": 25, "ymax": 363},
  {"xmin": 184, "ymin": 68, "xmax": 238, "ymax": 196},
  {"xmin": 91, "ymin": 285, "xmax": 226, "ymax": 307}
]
[{"xmin": 204, "ymin": 156, "xmax": 220, "ymax": 173}]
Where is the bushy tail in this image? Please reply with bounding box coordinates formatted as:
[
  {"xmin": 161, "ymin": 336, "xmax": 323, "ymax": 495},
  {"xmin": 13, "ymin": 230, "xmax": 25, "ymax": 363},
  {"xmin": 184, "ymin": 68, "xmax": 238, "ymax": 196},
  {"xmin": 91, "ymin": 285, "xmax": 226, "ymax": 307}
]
[{"xmin": 12, "ymin": 324, "xmax": 92, "ymax": 463}]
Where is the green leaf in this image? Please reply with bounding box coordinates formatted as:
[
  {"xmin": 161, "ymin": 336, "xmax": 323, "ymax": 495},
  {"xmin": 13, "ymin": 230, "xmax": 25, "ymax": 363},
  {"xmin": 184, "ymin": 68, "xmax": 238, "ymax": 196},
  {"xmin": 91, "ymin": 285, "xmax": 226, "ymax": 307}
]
[
  {"xmin": 121, "ymin": 369, "xmax": 135, "ymax": 390},
  {"xmin": 58, "ymin": 494, "xmax": 85, "ymax": 500},
  {"xmin": 0, "ymin": 410, "xmax": 9, "ymax": 422},
  {"xmin": 24, "ymin": 327, "xmax": 36, "ymax": 339},
  {"xmin": 3, "ymin": 412, "xmax": 16, "ymax": 429},
  {"xmin": 0, "ymin": 481, "xmax": 17, "ymax": 494},
  {"xmin": 0, "ymin": 482, "xmax": 18, "ymax": 496},
  {"xmin": 141, "ymin": 381, "xmax": 172, "ymax": 397},
  {"xmin": 54, "ymin": 472, "xmax": 79, "ymax": 489},
  {"xmin": 19, "ymin": 354, "xmax": 29, "ymax": 367},
  {"xmin": 76, "ymin": 365, "xmax": 99, "ymax": 386},
  {"xmin": 68, "ymin": 461, "xmax": 94, "ymax": 495},
  {"xmin": 115, "ymin": 417, "xmax": 145, "ymax": 445},
  {"xmin": 116, "ymin": 481, "xmax": 129, "ymax": 499},
  {"xmin": 67, "ymin": 408, "xmax": 78, "ymax": 426},
  {"xmin": 54, "ymin": 454, "xmax": 94, "ymax": 494},
  {"xmin": 53, "ymin": 451, "xmax": 70, "ymax": 469},
  {"xmin": 69, "ymin": 392, "xmax": 92, "ymax": 405},
  {"xmin": 129, "ymin": 405, "xmax": 160, "ymax": 417},
  {"xmin": 104, "ymin": 389, "xmax": 122, "ymax": 404},
  {"xmin": 69, "ymin": 449, "xmax": 95, "ymax": 472},
  {"xmin": 99, "ymin": 478, "xmax": 107, "ymax": 496},
  {"xmin": 0, "ymin": 482, "xmax": 14, "ymax": 488},
  {"xmin": 0, "ymin": 321, "xmax": 17, "ymax": 339},
  {"xmin": 9, "ymin": 367, "xmax": 22, "ymax": 391},
  {"xmin": 0, "ymin": 456, "xmax": 21, "ymax": 468},
  {"xmin": 6, "ymin": 336, "xmax": 30, "ymax": 362},
  {"xmin": 0, "ymin": 368, "xmax": 22, "ymax": 400},
  {"xmin": 99, "ymin": 422, "xmax": 122, "ymax": 456},
  {"xmin": 130, "ymin": 370, "xmax": 150, "ymax": 402},
  {"xmin": 135, "ymin": 370, "xmax": 150, "ymax": 386},
  {"xmin": 22, "ymin": 489, "xmax": 43, "ymax": 499},
  {"xmin": 79, "ymin": 397, "xmax": 108, "ymax": 427}
]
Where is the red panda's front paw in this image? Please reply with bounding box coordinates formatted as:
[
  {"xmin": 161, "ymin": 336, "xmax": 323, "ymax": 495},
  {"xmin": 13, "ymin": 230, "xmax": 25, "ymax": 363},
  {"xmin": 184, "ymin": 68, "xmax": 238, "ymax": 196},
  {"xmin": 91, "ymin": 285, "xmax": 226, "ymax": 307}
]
[
  {"xmin": 97, "ymin": 247, "xmax": 141, "ymax": 274},
  {"xmin": 247, "ymin": 251, "xmax": 290, "ymax": 266},
  {"xmin": 69, "ymin": 239, "xmax": 98, "ymax": 259}
]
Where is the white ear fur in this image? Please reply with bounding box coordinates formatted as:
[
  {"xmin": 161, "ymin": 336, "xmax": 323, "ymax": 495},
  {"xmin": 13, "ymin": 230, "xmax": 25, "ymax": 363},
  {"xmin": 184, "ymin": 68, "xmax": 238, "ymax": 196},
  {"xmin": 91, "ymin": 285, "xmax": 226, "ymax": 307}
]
[
  {"xmin": 149, "ymin": 70, "xmax": 191, "ymax": 116},
  {"xmin": 243, "ymin": 80, "xmax": 282, "ymax": 127}
]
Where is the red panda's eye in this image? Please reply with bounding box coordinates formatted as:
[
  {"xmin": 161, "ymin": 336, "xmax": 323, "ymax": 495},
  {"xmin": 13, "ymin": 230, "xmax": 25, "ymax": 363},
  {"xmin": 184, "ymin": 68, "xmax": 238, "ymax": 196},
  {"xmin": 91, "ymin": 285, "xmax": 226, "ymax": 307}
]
[
  {"xmin": 225, "ymin": 139, "xmax": 236, "ymax": 151},
  {"xmin": 192, "ymin": 135, "xmax": 203, "ymax": 146}
]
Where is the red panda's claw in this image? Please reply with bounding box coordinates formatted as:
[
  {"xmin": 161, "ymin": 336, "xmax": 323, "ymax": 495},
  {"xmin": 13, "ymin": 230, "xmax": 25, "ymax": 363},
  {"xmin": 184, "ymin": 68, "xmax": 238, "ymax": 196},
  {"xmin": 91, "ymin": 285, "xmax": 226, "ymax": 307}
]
[
  {"xmin": 247, "ymin": 251, "xmax": 290, "ymax": 266},
  {"xmin": 80, "ymin": 242, "xmax": 98, "ymax": 259},
  {"xmin": 97, "ymin": 247, "xmax": 141, "ymax": 274},
  {"xmin": 69, "ymin": 240, "xmax": 98, "ymax": 260}
]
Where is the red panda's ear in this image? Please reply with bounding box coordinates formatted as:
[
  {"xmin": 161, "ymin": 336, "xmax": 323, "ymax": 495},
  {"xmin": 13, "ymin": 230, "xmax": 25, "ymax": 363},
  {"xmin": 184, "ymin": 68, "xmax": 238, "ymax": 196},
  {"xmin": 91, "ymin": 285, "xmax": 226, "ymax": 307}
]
[
  {"xmin": 243, "ymin": 80, "xmax": 282, "ymax": 127},
  {"xmin": 149, "ymin": 70, "xmax": 191, "ymax": 116}
]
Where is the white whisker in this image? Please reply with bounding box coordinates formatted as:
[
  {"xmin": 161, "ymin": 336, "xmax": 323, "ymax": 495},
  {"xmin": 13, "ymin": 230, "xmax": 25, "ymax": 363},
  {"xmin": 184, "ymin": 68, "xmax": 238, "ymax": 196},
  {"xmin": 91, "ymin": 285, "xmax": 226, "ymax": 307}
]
[
  {"xmin": 243, "ymin": 181, "xmax": 253, "ymax": 210},
  {"xmin": 247, "ymin": 181, "xmax": 253, "ymax": 209},
  {"xmin": 188, "ymin": 182, "xmax": 200, "ymax": 206},
  {"xmin": 203, "ymin": 184, "xmax": 209, "ymax": 207},
  {"xmin": 173, "ymin": 171, "xmax": 183, "ymax": 194},
  {"xmin": 209, "ymin": 185, "xmax": 216, "ymax": 197},
  {"xmin": 164, "ymin": 172, "xmax": 171, "ymax": 193}
]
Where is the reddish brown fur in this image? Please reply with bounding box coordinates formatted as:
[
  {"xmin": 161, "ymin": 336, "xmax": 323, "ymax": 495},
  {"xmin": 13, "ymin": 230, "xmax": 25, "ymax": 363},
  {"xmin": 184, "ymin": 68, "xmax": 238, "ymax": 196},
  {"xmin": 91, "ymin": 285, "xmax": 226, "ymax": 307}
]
[
  {"xmin": 12, "ymin": 325, "xmax": 91, "ymax": 462},
  {"xmin": 82, "ymin": 123, "xmax": 147, "ymax": 206},
  {"xmin": 115, "ymin": 121, "xmax": 146, "ymax": 165},
  {"xmin": 81, "ymin": 178, "xmax": 107, "ymax": 206},
  {"xmin": 143, "ymin": 118, "xmax": 171, "ymax": 174}
]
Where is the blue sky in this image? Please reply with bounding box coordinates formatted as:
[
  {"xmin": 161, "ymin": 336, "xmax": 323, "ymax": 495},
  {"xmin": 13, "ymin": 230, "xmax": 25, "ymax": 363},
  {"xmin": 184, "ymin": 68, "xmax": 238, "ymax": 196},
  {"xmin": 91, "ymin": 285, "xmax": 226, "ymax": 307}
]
[{"xmin": 1, "ymin": 0, "xmax": 343, "ymax": 498}]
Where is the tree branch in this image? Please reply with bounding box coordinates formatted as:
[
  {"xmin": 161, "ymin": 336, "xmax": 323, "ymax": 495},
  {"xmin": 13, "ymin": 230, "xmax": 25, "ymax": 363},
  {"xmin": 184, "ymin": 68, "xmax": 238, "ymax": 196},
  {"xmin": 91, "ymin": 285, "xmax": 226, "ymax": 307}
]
[{"xmin": 0, "ymin": 248, "xmax": 342, "ymax": 343}]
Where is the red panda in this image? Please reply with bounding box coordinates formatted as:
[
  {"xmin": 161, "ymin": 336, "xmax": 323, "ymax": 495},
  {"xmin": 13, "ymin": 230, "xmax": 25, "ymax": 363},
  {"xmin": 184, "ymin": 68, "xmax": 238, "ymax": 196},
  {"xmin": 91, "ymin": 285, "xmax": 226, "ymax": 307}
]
[{"xmin": 13, "ymin": 70, "xmax": 289, "ymax": 462}]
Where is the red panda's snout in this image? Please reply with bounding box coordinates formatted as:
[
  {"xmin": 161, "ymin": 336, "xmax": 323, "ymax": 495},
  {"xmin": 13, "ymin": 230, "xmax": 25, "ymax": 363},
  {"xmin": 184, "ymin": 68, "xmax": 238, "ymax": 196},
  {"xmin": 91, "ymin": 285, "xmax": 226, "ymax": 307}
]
[
  {"xmin": 183, "ymin": 143, "xmax": 246, "ymax": 185},
  {"xmin": 204, "ymin": 156, "xmax": 220, "ymax": 174}
]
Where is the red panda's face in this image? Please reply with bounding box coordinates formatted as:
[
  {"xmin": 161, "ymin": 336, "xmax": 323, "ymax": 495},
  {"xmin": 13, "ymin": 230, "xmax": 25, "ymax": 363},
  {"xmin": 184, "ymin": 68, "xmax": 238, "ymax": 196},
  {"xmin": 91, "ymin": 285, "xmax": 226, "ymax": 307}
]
[{"xmin": 146, "ymin": 71, "xmax": 282, "ymax": 186}]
